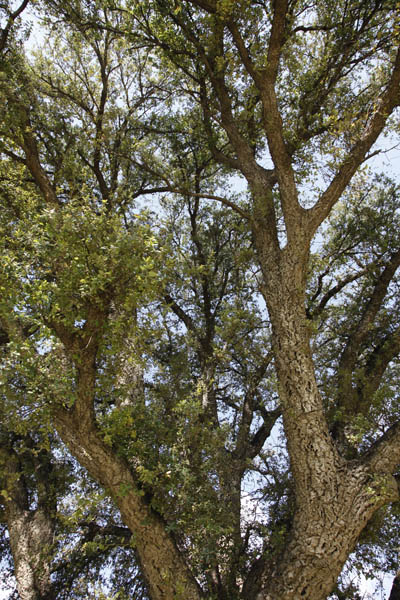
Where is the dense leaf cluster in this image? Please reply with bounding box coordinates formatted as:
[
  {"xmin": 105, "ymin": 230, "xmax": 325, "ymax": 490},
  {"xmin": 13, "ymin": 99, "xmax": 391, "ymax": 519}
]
[{"xmin": 0, "ymin": 1, "xmax": 399, "ymax": 599}]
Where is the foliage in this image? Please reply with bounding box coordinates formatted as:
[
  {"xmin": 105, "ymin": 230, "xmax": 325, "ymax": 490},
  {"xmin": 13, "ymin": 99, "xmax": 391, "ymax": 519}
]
[{"xmin": 0, "ymin": 1, "xmax": 400, "ymax": 599}]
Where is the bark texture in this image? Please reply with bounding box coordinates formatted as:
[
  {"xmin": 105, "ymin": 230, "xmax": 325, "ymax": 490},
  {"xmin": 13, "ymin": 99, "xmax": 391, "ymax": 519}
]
[
  {"xmin": 2, "ymin": 2, "xmax": 400, "ymax": 598},
  {"xmin": 248, "ymin": 234, "xmax": 400, "ymax": 599},
  {"xmin": 0, "ymin": 446, "xmax": 55, "ymax": 600},
  {"xmin": 54, "ymin": 408, "xmax": 203, "ymax": 600},
  {"xmin": 7, "ymin": 507, "xmax": 55, "ymax": 600}
]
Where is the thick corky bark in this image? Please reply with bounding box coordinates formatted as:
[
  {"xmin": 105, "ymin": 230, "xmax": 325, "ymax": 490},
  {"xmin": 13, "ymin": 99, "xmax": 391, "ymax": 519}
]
[
  {"xmin": 6, "ymin": 508, "xmax": 55, "ymax": 600},
  {"xmin": 0, "ymin": 448, "xmax": 55, "ymax": 600},
  {"xmin": 2, "ymin": 1, "xmax": 400, "ymax": 597},
  {"xmin": 54, "ymin": 409, "xmax": 203, "ymax": 600},
  {"xmin": 248, "ymin": 230, "xmax": 399, "ymax": 599}
]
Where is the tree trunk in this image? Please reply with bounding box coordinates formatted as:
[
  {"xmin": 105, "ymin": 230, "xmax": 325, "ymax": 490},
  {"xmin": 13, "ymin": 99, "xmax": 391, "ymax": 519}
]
[
  {"xmin": 249, "ymin": 239, "xmax": 399, "ymax": 599},
  {"xmin": 0, "ymin": 446, "xmax": 55, "ymax": 600},
  {"xmin": 54, "ymin": 408, "xmax": 203, "ymax": 600},
  {"xmin": 389, "ymin": 572, "xmax": 400, "ymax": 600},
  {"xmin": 256, "ymin": 463, "xmax": 397, "ymax": 599},
  {"xmin": 6, "ymin": 507, "xmax": 55, "ymax": 600}
]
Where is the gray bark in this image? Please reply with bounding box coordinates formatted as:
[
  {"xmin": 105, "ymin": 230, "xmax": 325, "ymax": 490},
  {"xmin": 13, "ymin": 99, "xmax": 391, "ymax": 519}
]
[
  {"xmin": 248, "ymin": 230, "xmax": 399, "ymax": 599},
  {"xmin": 0, "ymin": 447, "xmax": 55, "ymax": 600},
  {"xmin": 7, "ymin": 508, "xmax": 55, "ymax": 600}
]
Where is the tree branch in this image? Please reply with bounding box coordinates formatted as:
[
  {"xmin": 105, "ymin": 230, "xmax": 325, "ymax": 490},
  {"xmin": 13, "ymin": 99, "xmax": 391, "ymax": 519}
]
[
  {"xmin": 53, "ymin": 404, "xmax": 203, "ymax": 600},
  {"xmin": 307, "ymin": 266, "xmax": 372, "ymax": 319},
  {"xmin": 249, "ymin": 407, "xmax": 281, "ymax": 458},
  {"xmin": 365, "ymin": 420, "xmax": 400, "ymax": 475},
  {"xmin": 0, "ymin": 0, "xmax": 30, "ymax": 53},
  {"xmin": 337, "ymin": 249, "xmax": 400, "ymax": 402},
  {"xmin": 307, "ymin": 45, "xmax": 400, "ymax": 237},
  {"xmin": 256, "ymin": 0, "xmax": 305, "ymax": 241},
  {"xmin": 164, "ymin": 293, "xmax": 197, "ymax": 333},
  {"xmin": 91, "ymin": 33, "xmax": 111, "ymax": 202},
  {"xmin": 357, "ymin": 325, "xmax": 400, "ymax": 406}
]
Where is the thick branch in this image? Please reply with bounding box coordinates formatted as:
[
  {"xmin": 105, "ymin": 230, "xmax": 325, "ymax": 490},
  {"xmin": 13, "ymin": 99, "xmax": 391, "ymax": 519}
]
[
  {"xmin": 51, "ymin": 304, "xmax": 202, "ymax": 599},
  {"xmin": 257, "ymin": 0, "xmax": 305, "ymax": 241},
  {"xmin": 164, "ymin": 293, "xmax": 197, "ymax": 332},
  {"xmin": 77, "ymin": 521, "xmax": 132, "ymax": 543},
  {"xmin": 22, "ymin": 123, "xmax": 60, "ymax": 207},
  {"xmin": 264, "ymin": 0, "xmax": 288, "ymax": 82},
  {"xmin": 172, "ymin": 8, "xmax": 265, "ymax": 185},
  {"xmin": 53, "ymin": 407, "xmax": 203, "ymax": 600},
  {"xmin": 249, "ymin": 407, "xmax": 281, "ymax": 458},
  {"xmin": 307, "ymin": 46, "xmax": 400, "ymax": 237},
  {"xmin": 359, "ymin": 325, "xmax": 400, "ymax": 403},
  {"xmin": 337, "ymin": 249, "xmax": 400, "ymax": 401},
  {"xmin": 198, "ymin": 77, "xmax": 242, "ymax": 171},
  {"xmin": 91, "ymin": 36, "xmax": 111, "ymax": 201},
  {"xmin": 0, "ymin": 0, "xmax": 30, "ymax": 53},
  {"xmin": 365, "ymin": 420, "xmax": 400, "ymax": 475},
  {"xmin": 0, "ymin": 441, "xmax": 56, "ymax": 600},
  {"xmin": 233, "ymin": 352, "xmax": 275, "ymax": 461}
]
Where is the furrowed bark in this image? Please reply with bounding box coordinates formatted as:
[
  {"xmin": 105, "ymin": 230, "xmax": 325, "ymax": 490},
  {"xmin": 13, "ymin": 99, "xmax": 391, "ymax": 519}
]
[
  {"xmin": 251, "ymin": 228, "xmax": 399, "ymax": 599},
  {"xmin": 53, "ymin": 408, "xmax": 203, "ymax": 600},
  {"xmin": 259, "ymin": 254, "xmax": 339, "ymax": 509},
  {"xmin": 51, "ymin": 311, "xmax": 202, "ymax": 600},
  {"xmin": 6, "ymin": 506, "xmax": 55, "ymax": 600},
  {"xmin": 0, "ymin": 448, "xmax": 55, "ymax": 600},
  {"xmin": 255, "ymin": 462, "xmax": 398, "ymax": 599}
]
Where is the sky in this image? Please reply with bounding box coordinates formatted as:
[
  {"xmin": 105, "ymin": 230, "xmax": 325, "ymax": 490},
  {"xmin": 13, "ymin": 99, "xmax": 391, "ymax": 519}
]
[{"xmin": 1, "ymin": 5, "xmax": 400, "ymax": 600}]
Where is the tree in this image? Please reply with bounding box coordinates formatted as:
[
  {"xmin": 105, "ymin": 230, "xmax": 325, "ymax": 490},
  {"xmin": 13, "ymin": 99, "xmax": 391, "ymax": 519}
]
[{"xmin": 0, "ymin": 1, "xmax": 400, "ymax": 599}]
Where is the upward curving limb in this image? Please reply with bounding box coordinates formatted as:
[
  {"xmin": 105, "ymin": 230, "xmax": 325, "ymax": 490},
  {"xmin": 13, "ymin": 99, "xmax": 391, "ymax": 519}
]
[
  {"xmin": 306, "ymin": 46, "xmax": 400, "ymax": 239},
  {"xmin": 358, "ymin": 325, "xmax": 400, "ymax": 405},
  {"xmin": 236, "ymin": 0, "xmax": 305, "ymax": 241},
  {"xmin": 51, "ymin": 311, "xmax": 203, "ymax": 600},
  {"xmin": 1, "ymin": 80, "xmax": 60, "ymax": 208},
  {"xmin": 364, "ymin": 420, "xmax": 400, "ymax": 476},
  {"xmin": 337, "ymin": 248, "xmax": 400, "ymax": 408},
  {"xmin": 54, "ymin": 404, "xmax": 204, "ymax": 600},
  {"xmin": 0, "ymin": 0, "xmax": 30, "ymax": 53}
]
